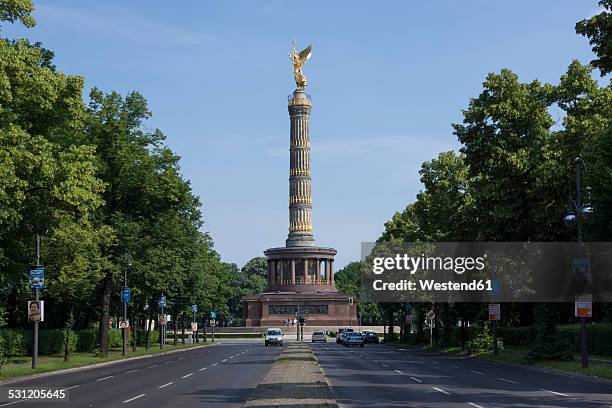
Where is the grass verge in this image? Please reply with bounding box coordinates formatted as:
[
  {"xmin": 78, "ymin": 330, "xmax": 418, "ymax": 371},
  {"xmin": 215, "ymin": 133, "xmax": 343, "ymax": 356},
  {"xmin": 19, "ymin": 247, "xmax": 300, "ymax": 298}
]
[{"xmin": 0, "ymin": 342, "xmax": 209, "ymax": 381}]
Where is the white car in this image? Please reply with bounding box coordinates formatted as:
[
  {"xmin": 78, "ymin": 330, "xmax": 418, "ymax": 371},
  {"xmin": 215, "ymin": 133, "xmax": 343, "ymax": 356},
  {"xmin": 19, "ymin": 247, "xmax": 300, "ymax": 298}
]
[
  {"xmin": 265, "ymin": 328, "xmax": 283, "ymax": 346},
  {"xmin": 311, "ymin": 330, "xmax": 327, "ymax": 343}
]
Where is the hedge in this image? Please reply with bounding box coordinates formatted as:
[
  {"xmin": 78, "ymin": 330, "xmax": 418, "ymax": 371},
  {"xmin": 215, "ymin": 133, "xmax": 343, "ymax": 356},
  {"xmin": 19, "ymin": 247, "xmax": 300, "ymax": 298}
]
[{"xmin": 0, "ymin": 328, "xmax": 124, "ymax": 356}]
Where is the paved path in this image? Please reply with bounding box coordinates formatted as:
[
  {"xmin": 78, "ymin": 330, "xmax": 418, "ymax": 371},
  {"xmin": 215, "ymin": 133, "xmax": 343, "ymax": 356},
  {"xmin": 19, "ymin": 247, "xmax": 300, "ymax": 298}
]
[
  {"xmin": 312, "ymin": 343, "xmax": 612, "ymax": 408},
  {"xmin": 0, "ymin": 341, "xmax": 280, "ymax": 407}
]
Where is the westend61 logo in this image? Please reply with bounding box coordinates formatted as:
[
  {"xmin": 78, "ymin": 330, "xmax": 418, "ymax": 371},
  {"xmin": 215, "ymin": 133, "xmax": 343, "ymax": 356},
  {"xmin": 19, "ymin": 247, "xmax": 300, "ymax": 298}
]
[
  {"xmin": 361, "ymin": 242, "xmax": 612, "ymax": 303},
  {"xmin": 372, "ymin": 254, "xmax": 487, "ymax": 275}
]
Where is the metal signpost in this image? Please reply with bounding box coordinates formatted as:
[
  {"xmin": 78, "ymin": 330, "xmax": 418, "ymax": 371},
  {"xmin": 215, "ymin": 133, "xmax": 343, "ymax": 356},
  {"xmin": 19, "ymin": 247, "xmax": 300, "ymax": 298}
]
[
  {"xmin": 121, "ymin": 287, "xmax": 131, "ymax": 355},
  {"xmin": 210, "ymin": 311, "xmax": 216, "ymax": 343},
  {"xmin": 159, "ymin": 295, "xmax": 167, "ymax": 349},
  {"xmin": 191, "ymin": 304, "xmax": 198, "ymax": 343},
  {"xmin": 488, "ymin": 303, "xmax": 501, "ymax": 355},
  {"xmin": 30, "ymin": 235, "xmax": 44, "ymax": 369}
]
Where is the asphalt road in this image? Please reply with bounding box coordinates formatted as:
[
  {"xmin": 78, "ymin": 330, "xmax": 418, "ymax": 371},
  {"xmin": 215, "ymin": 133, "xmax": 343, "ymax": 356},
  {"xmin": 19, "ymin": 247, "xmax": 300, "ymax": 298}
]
[
  {"xmin": 312, "ymin": 342, "xmax": 612, "ymax": 408},
  {"xmin": 0, "ymin": 341, "xmax": 279, "ymax": 408}
]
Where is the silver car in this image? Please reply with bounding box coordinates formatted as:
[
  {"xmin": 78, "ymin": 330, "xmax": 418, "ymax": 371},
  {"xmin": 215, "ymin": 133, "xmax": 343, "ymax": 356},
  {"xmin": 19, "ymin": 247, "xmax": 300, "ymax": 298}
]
[
  {"xmin": 344, "ymin": 332, "xmax": 365, "ymax": 347},
  {"xmin": 265, "ymin": 328, "xmax": 283, "ymax": 346},
  {"xmin": 311, "ymin": 330, "xmax": 327, "ymax": 343}
]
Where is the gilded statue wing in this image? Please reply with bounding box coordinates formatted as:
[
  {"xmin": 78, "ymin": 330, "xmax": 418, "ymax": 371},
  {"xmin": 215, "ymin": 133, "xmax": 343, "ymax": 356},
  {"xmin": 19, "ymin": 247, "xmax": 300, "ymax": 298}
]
[{"xmin": 298, "ymin": 45, "xmax": 312, "ymax": 65}]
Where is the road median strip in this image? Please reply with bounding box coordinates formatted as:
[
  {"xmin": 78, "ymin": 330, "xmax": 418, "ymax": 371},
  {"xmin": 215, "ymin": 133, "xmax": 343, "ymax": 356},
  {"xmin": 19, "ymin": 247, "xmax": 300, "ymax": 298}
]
[{"xmin": 243, "ymin": 343, "xmax": 338, "ymax": 407}]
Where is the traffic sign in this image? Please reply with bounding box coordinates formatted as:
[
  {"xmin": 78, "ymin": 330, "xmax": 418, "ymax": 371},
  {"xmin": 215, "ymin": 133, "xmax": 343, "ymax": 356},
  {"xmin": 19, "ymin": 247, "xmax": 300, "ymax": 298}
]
[
  {"xmin": 119, "ymin": 321, "xmax": 129, "ymax": 329},
  {"xmin": 158, "ymin": 314, "xmax": 167, "ymax": 325},
  {"xmin": 488, "ymin": 303, "xmax": 501, "ymax": 321},
  {"xmin": 158, "ymin": 295, "xmax": 167, "ymax": 308},
  {"xmin": 426, "ymin": 310, "xmax": 435, "ymax": 320},
  {"xmin": 575, "ymin": 294, "xmax": 592, "ymax": 318},
  {"xmin": 121, "ymin": 287, "xmax": 131, "ymax": 303},
  {"xmin": 210, "ymin": 311, "xmax": 217, "ymax": 319},
  {"xmin": 29, "ymin": 268, "xmax": 45, "ymax": 289},
  {"xmin": 191, "ymin": 304, "xmax": 198, "ymax": 313},
  {"xmin": 191, "ymin": 322, "xmax": 198, "ymax": 332}
]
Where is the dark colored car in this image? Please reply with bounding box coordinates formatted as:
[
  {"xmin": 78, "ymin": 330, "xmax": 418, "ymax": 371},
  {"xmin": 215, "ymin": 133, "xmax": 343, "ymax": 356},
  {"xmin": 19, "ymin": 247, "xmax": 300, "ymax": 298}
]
[{"xmin": 364, "ymin": 332, "xmax": 379, "ymax": 344}]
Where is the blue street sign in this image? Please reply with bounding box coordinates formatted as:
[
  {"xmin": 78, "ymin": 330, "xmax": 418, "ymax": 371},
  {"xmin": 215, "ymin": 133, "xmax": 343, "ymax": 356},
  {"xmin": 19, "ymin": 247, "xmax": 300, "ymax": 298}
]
[
  {"xmin": 191, "ymin": 304, "xmax": 198, "ymax": 313},
  {"xmin": 29, "ymin": 268, "xmax": 45, "ymax": 289},
  {"xmin": 210, "ymin": 311, "xmax": 216, "ymax": 319},
  {"xmin": 122, "ymin": 287, "xmax": 131, "ymax": 303},
  {"xmin": 158, "ymin": 295, "xmax": 167, "ymax": 307}
]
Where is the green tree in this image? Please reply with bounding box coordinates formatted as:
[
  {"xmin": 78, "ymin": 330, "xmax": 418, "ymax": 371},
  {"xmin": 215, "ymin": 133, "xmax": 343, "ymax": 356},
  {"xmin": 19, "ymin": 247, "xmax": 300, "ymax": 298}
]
[{"xmin": 576, "ymin": 0, "xmax": 612, "ymax": 76}]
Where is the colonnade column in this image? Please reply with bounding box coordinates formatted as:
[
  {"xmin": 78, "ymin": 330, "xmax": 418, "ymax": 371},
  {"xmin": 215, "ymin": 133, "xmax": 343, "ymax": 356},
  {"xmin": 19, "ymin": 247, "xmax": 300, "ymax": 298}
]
[
  {"xmin": 303, "ymin": 258, "xmax": 309, "ymax": 283},
  {"xmin": 291, "ymin": 260, "xmax": 296, "ymax": 285},
  {"xmin": 315, "ymin": 259, "xmax": 320, "ymax": 284},
  {"xmin": 330, "ymin": 260, "xmax": 334, "ymax": 285}
]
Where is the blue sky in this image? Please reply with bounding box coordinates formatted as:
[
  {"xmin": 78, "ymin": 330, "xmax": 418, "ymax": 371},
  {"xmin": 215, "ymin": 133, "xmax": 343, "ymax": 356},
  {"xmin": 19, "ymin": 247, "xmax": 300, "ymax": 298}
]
[{"xmin": 6, "ymin": 1, "xmax": 603, "ymax": 269}]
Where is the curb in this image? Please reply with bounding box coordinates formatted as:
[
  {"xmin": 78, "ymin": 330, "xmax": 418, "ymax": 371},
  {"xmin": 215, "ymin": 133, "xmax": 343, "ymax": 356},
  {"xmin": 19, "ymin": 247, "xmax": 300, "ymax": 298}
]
[{"xmin": 0, "ymin": 342, "xmax": 216, "ymax": 385}]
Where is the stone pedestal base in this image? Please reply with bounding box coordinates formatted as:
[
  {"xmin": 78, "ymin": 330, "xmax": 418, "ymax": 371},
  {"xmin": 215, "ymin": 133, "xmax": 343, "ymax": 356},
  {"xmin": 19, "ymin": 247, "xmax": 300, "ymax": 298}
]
[{"xmin": 241, "ymin": 291, "xmax": 357, "ymax": 327}]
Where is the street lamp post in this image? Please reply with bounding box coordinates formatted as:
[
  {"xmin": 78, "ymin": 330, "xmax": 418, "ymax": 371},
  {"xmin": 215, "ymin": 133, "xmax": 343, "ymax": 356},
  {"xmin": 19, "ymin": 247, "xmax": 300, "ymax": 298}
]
[{"xmin": 564, "ymin": 157, "xmax": 593, "ymax": 369}]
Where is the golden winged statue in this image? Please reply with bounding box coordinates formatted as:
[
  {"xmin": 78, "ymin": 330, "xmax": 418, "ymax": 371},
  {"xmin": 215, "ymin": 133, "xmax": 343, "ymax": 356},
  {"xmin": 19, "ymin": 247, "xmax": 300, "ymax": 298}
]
[{"xmin": 289, "ymin": 39, "xmax": 312, "ymax": 89}]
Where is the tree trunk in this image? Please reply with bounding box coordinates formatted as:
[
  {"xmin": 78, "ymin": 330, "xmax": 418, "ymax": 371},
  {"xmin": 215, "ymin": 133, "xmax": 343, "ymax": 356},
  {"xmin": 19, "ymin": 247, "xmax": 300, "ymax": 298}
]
[
  {"xmin": 98, "ymin": 274, "xmax": 113, "ymax": 356},
  {"xmin": 181, "ymin": 313, "xmax": 185, "ymax": 345},
  {"xmin": 64, "ymin": 306, "xmax": 73, "ymax": 362},
  {"xmin": 173, "ymin": 311, "xmax": 178, "ymax": 346},
  {"xmin": 145, "ymin": 303, "xmax": 152, "ymax": 350}
]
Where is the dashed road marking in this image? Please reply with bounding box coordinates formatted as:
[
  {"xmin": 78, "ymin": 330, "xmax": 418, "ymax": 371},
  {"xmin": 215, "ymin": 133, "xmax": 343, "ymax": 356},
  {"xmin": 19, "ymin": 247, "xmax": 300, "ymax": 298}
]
[
  {"xmin": 123, "ymin": 394, "xmax": 146, "ymax": 403},
  {"xmin": 432, "ymin": 387, "xmax": 451, "ymax": 395},
  {"xmin": 394, "ymin": 369, "xmax": 403, "ymax": 374},
  {"xmin": 182, "ymin": 373, "xmax": 193, "ymax": 379},
  {"xmin": 222, "ymin": 358, "xmax": 228, "ymax": 362},
  {"xmin": 211, "ymin": 362, "xmax": 218, "ymax": 366},
  {"xmin": 382, "ymin": 364, "xmax": 389, "ymax": 368},
  {"xmin": 542, "ymin": 389, "xmax": 569, "ymax": 397},
  {"xmin": 147, "ymin": 364, "xmax": 158, "ymax": 368},
  {"xmin": 198, "ymin": 367, "xmax": 208, "ymax": 371},
  {"xmin": 125, "ymin": 369, "xmax": 139, "ymax": 373},
  {"xmin": 409, "ymin": 376, "xmax": 423, "ymax": 383},
  {"xmin": 416, "ymin": 357, "xmax": 424, "ymax": 360},
  {"xmin": 63, "ymin": 385, "xmax": 80, "ymax": 390},
  {"xmin": 96, "ymin": 375, "xmax": 114, "ymax": 381},
  {"xmin": 432, "ymin": 361, "xmax": 440, "ymax": 365},
  {"xmin": 164, "ymin": 360, "xmax": 174, "ymax": 364},
  {"xmin": 158, "ymin": 382, "xmax": 174, "ymax": 389},
  {"xmin": 0, "ymin": 400, "xmax": 27, "ymax": 407},
  {"xmin": 498, "ymin": 378, "xmax": 518, "ymax": 384},
  {"xmin": 469, "ymin": 370, "xmax": 485, "ymax": 376},
  {"xmin": 467, "ymin": 403, "xmax": 486, "ymax": 408},
  {"xmin": 448, "ymin": 364, "xmax": 459, "ymax": 368}
]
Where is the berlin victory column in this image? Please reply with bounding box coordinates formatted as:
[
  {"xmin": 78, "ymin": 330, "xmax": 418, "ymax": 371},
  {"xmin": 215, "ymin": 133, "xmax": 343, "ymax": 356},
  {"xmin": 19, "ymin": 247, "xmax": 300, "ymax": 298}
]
[{"xmin": 241, "ymin": 41, "xmax": 357, "ymax": 327}]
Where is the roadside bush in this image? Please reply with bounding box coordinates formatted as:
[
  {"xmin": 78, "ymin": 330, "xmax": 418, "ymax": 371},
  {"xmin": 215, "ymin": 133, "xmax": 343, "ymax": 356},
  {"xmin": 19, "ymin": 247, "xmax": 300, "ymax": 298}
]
[
  {"xmin": 0, "ymin": 330, "xmax": 26, "ymax": 358},
  {"xmin": 466, "ymin": 324, "xmax": 503, "ymax": 354},
  {"xmin": 136, "ymin": 329, "xmax": 159, "ymax": 346},
  {"xmin": 76, "ymin": 329, "xmax": 97, "ymax": 352}
]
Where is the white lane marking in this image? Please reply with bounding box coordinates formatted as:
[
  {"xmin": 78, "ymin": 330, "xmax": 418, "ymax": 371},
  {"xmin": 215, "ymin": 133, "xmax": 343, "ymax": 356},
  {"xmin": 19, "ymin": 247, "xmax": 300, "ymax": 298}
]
[
  {"xmin": 158, "ymin": 382, "xmax": 174, "ymax": 389},
  {"xmin": 542, "ymin": 389, "xmax": 569, "ymax": 397},
  {"xmin": 382, "ymin": 364, "xmax": 389, "ymax": 368},
  {"xmin": 448, "ymin": 364, "xmax": 459, "ymax": 368},
  {"xmin": 125, "ymin": 369, "xmax": 139, "ymax": 373},
  {"xmin": 0, "ymin": 400, "xmax": 27, "ymax": 407},
  {"xmin": 498, "ymin": 378, "xmax": 518, "ymax": 384},
  {"xmin": 399, "ymin": 348, "xmax": 406, "ymax": 351},
  {"xmin": 409, "ymin": 376, "xmax": 423, "ymax": 383},
  {"xmin": 432, "ymin": 387, "xmax": 451, "ymax": 395},
  {"xmin": 63, "ymin": 385, "xmax": 80, "ymax": 390},
  {"xmin": 148, "ymin": 364, "xmax": 159, "ymax": 368},
  {"xmin": 178, "ymin": 357, "xmax": 185, "ymax": 360},
  {"xmin": 211, "ymin": 362, "xmax": 218, "ymax": 366},
  {"xmin": 416, "ymin": 357, "xmax": 424, "ymax": 360},
  {"xmin": 432, "ymin": 361, "xmax": 440, "ymax": 364},
  {"xmin": 182, "ymin": 373, "xmax": 193, "ymax": 378},
  {"xmin": 198, "ymin": 367, "xmax": 208, "ymax": 371},
  {"xmin": 123, "ymin": 394, "xmax": 146, "ymax": 403},
  {"xmin": 467, "ymin": 403, "xmax": 486, "ymax": 408},
  {"xmin": 469, "ymin": 370, "xmax": 485, "ymax": 376},
  {"xmin": 229, "ymin": 356, "xmax": 234, "ymax": 359},
  {"xmin": 394, "ymin": 369, "xmax": 403, "ymax": 374},
  {"xmin": 221, "ymin": 358, "xmax": 228, "ymax": 362},
  {"xmin": 164, "ymin": 360, "xmax": 174, "ymax": 364},
  {"xmin": 96, "ymin": 375, "xmax": 114, "ymax": 381}
]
